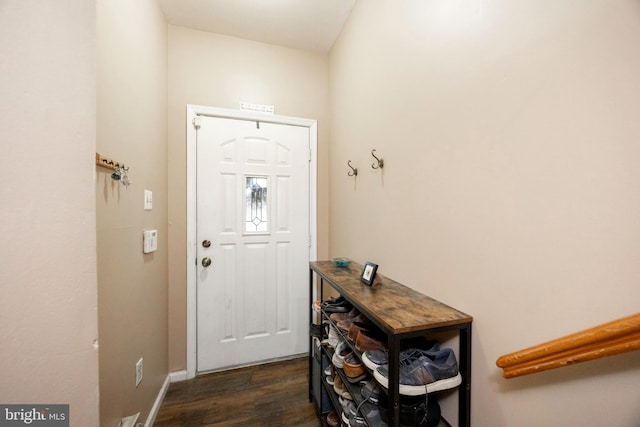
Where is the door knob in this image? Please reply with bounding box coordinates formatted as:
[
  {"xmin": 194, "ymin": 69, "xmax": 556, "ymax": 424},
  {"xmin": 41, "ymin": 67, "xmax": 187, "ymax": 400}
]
[
  {"xmin": 202, "ymin": 240, "xmax": 211, "ymax": 248},
  {"xmin": 202, "ymin": 257, "xmax": 212, "ymax": 267}
]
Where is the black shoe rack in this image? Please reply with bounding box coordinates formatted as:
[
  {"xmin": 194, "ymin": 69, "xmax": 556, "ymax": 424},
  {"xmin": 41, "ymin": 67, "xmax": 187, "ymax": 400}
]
[{"xmin": 308, "ymin": 260, "xmax": 473, "ymax": 427}]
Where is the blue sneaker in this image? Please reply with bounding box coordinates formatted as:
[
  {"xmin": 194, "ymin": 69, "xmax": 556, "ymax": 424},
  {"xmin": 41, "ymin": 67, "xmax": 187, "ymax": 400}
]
[
  {"xmin": 374, "ymin": 348, "xmax": 462, "ymax": 395},
  {"xmin": 360, "ymin": 380, "xmax": 381, "ymax": 404},
  {"xmin": 362, "ymin": 341, "xmax": 440, "ymax": 370}
]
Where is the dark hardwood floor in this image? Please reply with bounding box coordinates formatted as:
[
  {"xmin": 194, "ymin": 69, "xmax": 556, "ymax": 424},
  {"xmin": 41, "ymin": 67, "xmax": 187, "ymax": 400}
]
[{"xmin": 154, "ymin": 357, "xmax": 323, "ymax": 427}]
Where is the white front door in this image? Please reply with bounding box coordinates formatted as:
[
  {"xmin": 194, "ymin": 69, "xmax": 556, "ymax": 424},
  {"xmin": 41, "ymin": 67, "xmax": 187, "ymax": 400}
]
[{"xmin": 196, "ymin": 115, "xmax": 310, "ymax": 372}]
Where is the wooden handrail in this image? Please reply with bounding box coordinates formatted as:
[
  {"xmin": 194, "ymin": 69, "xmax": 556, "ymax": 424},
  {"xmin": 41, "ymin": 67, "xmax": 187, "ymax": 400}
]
[{"xmin": 496, "ymin": 312, "xmax": 640, "ymax": 378}]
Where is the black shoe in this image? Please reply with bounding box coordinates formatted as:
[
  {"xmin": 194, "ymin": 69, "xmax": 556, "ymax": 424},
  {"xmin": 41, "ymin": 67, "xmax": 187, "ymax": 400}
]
[
  {"xmin": 322, "ymin": 295, "xmax": 346, "ymax": 305},
  {"xmin": 379, "ymin": 393, "xmax": 441, "ymax": 427},
  {"xmin": 322, "ymin": 298, "xmax": 352, "ymax": 313},
  {"xmin": 310, "ymin": 322, "xmax": 329, "ymax": 339}
]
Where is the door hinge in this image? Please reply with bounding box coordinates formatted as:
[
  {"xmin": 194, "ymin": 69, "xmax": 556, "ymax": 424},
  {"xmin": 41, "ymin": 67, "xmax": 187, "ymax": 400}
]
[{"xmin": 192, "ymin": 116, "xmax": 201, "ymax": 129}]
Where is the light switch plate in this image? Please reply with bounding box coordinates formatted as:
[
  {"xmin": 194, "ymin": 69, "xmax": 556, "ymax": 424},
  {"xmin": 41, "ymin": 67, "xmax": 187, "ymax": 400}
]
[{"xmin": 144, "ymin": 190, "xmax": 152, "ymax": 211}]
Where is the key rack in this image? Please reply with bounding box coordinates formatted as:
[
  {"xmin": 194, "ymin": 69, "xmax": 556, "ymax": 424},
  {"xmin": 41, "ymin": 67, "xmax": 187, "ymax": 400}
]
[
  {"xmin": 95, "ymin": 152, "xmax": 126, "ymax": 171},
  {"xmin": 96, "ymin": 152, "xmax": 131, "ymax": 186}
]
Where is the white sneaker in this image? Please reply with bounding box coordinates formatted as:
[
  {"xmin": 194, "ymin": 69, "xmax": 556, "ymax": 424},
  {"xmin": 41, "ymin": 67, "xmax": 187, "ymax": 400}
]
[{"xmin": 331, "ymin": 340, "xmax": 351, "ymax": 369}]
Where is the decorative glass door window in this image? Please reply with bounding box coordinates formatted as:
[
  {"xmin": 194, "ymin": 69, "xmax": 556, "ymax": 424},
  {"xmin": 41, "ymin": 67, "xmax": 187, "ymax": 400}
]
[{"xmin": 245, "ymin": 176, "xmax": 269, "ymax": 233}]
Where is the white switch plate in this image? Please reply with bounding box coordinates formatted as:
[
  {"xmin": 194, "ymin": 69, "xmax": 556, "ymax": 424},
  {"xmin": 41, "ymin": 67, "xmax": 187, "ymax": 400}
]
[
  {"xmin": 143, "ymin": 230, "xmax": 158, "ymax": 253},
  {"xmin": 144, "ymin": 190, "xmax": 152, "ymax": 210}
]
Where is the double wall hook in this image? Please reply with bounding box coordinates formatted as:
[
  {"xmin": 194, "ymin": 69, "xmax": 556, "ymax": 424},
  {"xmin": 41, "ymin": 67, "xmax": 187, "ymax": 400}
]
[
  {"xmin": 347, "ymin": 160, "xmax": 358, "ymax": 177},
  {"xmin": 371, "ymin": 149, "xmax": 384, "ymax": 170}
]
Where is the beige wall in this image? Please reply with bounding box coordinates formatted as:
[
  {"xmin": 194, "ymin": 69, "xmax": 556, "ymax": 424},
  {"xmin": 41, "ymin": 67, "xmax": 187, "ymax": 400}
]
[
  {"xmin": 167, "ymin": 26, "xmax": 330, "ymax": 371},
  {"xmin": 0, "ymin": 1, "xmax": 99, "ymax": 426},
  {"xmin": 329, "ymin": 1, "xmax": 640, "ymax": 426},
  {"xmin": 96, "ymin": 0, "xmax": 168, "ymax": 425}
]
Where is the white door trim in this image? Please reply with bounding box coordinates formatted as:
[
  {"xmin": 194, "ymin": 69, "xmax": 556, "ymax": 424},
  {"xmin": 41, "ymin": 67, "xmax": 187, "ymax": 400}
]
[{"xmin": 185, "ymin": 104, "xmax": 317, "ymax": 379}]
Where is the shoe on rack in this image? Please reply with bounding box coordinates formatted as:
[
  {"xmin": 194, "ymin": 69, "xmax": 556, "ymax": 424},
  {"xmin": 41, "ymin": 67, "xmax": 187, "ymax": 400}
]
[
  {"xmin": 347, "ymin": 319, "xmax": 375, "ymax": 342},
  {"xmin": 332, "ymin": 340, "xmax": 352, "ymax": 369},
  {"xmin": 379, "ymin": 393, "xmax": 441, "ymax": 427},
  {"xmin": 343, "ymin": 353, "xmax": 368, "ymax": 383},
  {"xmin": 362, "ymin": 348, "xmax": 388, "ymax": 370},
  {"xmin": 362, "ymin": 341, "xmax": 440, "ymax": 370},
  {"xmin": 355, "ymin": 328, "xmax": 386, "ymax": 352},
  {"xmin": 339, "ymin": 396, "xmax": 356, "ymax": 422},
  {"xmin": 323, "ymin": 295, "xmax": 345, "ymax": 305},
  {"xmin": 330, "ymin": 307, "xmax": 359, "ymax": 323},
  {"xmin": 324, "ymin": 364, "xmax": 334, "ymax": 377},
  {"xmin": 341, "ymin": 409, "xmax": 350, "ymax": 426},
  {"xmin": 333, "ymin": 375, "xmax": 346, "ymax": 397},
  {"xmin": 323, "ymin": 296, "xmax": 353, "ymax": 313},
  {"xmin": 360, "ymin": 380, "xmax": 382, "ymax": 404},
  {"xmin": 310, "ymin": 322, "xmax": 329, "ymax": 339},
  {"xmin": 337, "ymin": 313, "xmax": 369, "ymax": 333},
  {"xmin": 333, "ymin": 376, "xmax": 353, "ymax": 401},
  {"xmin": 327, "ymin": 324, "xmax": 341, "ymax": 348},
  {"xmin": 327, "ymin": 410, "xmax": 340, "ymax": 427},
  {"xmin": 349, "ymin": 411, "xmax": 368, "ymax": 427},
  {"xmin": 325, "ymin": 364, "xmax": 335, "ymax": 385},
  {"xmin": 344, "ymin": 401, "xmax": 367, "ymax": 427},
  {"xmin": 356, "ymin": 405, "xmax": 381, "ymax": 427},
  {"xmin": 374, "ymin": 348, "xmax": 462, "ymax": 396},
  {"xmin": 324, "ymin": 303, "xmax": 353, "ymax": 313}
]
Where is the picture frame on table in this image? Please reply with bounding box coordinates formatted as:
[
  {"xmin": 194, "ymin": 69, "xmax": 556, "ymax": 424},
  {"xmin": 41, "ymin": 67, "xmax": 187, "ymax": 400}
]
[{"xmin": 360, "ymin": 261, "xmax": 378, "ymax": 286}]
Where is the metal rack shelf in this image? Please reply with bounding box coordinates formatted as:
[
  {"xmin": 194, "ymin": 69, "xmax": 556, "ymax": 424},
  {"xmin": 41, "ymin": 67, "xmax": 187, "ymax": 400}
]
[{"xmin": 309, "ymin": 260, "xmax": 473, "ymax": 427}]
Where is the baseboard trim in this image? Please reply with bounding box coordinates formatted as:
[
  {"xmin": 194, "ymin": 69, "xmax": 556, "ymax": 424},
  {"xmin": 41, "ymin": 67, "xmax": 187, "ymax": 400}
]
[
  {"xmin": 169, "ymin": 370, "xmax": 188, "ymax": 383},
  {"xmin": 143, "ymin": 374, "xmax": 170, "ymax": 427}
]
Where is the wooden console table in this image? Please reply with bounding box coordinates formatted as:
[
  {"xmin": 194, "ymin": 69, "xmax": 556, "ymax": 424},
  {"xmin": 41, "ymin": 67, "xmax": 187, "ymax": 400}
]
[{"xmin": 309, "ymin": 260, "xmax": 473, "ymax": 427}]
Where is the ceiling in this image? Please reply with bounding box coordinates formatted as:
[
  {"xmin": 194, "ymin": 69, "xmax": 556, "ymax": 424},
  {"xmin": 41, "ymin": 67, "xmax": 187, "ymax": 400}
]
[{"xmin": 158, "ymin": 0, "xmax": 357, "ymax": 53}]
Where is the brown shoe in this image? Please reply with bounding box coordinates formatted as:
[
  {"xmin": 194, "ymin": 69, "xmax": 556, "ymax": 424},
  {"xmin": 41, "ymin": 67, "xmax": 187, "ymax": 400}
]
[
  {"xmin": 337, "ymin": 312, "xmax": 368, "ymax": 333},
  {"xmin": 326, "ymin": 410, "xmax": 340, "ymax": 426},
  {"xmin": 332, "ymin": 375, "xmax": 352, "ymax": 400},
  {"xmin": 356, "ymin": 328, "xmax": 387, "ymax": 352},
  {"xmin": 343, "ymin": 353, "xmax": 368, "ymax": 383},
  {"xmin": 329, "ymin": 307, "xmax": 359, "ymax": 323},
  {"xmin": 347, "ymin": 320, "xmax": 373, "ymax": 342},
  {"xmin": 333, "ymin": 375, "xmax": 345, "ymax": 396}
]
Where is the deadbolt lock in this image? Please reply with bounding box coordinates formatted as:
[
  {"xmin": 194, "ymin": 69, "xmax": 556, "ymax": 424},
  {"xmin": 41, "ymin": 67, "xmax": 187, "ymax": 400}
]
[{"xmin": 202, "ymin": 240, "xmax": 212, "ymax": 248}]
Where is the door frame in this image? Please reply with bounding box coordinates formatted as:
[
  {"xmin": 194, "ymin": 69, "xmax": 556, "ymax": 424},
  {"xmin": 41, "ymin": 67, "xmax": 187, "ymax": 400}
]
[{"xmin": 185, "ymin": 104, "xmax": 318, "ymax": 379}]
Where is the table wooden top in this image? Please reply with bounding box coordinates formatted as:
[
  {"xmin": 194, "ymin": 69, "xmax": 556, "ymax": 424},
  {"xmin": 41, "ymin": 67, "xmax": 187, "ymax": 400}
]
[{"xmin": 311, "ymin": 260, "xmax": 472, "ymax": 335}]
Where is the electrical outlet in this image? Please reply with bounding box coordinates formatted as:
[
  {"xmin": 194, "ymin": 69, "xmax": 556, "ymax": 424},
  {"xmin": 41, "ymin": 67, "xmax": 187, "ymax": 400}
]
[{"xmin": 135, "ymin": 357, "xmax": 143, "ymax": 387}]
